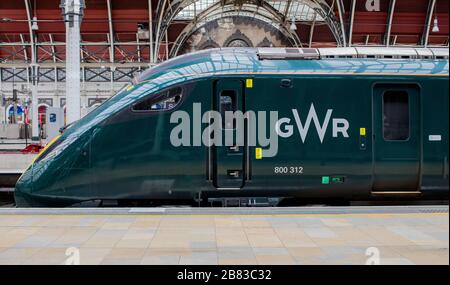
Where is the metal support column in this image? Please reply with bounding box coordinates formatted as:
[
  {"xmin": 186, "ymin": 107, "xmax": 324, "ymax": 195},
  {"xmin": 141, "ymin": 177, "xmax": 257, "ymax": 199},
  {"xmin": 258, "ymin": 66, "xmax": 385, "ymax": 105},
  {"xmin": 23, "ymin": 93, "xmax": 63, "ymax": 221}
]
[
  {"xmin": 421, "ymin": 0, "xmax": 437, "ymax": 47},
  {"xmin": 385, "ymin": 0, "xmax": 397, "ymax": 46},
  {"xmin": 24, "ymin": 0, "xmax": 40, "ymax": 140},
  {"xmin": 309, "ymin": 14, "xmax": 317, "ymax": 48},
  {"xmin": 348, "ymin": 0, "xmax": 356, "ymax": 47},
  {"xmin": 30, "ymin": 63, "xmax": 39, "ymax": 140},
  {"xmin": 148, "ymin": 0, "xmax": 154, "ymax": 64},
  {"xmin": 60, "ymin": 0, "xmax": 85, "ymax": 125},
  {"xmin": 106, "ymin": 0, "xmax": 114, "ymax": 64},
  {"xmin": 336, "ymin": 0, "xmax": 347, "ymax": 47}
]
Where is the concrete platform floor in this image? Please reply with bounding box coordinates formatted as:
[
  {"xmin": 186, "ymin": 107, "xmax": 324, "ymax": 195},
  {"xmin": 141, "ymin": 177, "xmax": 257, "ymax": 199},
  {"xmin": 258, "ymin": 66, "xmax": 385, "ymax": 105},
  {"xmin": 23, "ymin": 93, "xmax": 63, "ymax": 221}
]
[{"xmin": 0, "ymin": 206, "xmax": 448, "ymax": 265}]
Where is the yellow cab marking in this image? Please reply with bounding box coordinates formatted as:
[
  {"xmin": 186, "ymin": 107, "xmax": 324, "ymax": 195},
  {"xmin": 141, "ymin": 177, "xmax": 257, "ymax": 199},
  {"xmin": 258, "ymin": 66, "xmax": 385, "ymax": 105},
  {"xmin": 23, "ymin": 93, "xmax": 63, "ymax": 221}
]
[
  {"xmin": 31, "ymin": 134, "xmax": 61, "ymax": 164},
  {"xmin": 255, "ymin": 148, "xmax": 263, "ymax": 159},
  {"xmin": 19, "ymin": 135, "xmax": 61, "ymax": 181}
]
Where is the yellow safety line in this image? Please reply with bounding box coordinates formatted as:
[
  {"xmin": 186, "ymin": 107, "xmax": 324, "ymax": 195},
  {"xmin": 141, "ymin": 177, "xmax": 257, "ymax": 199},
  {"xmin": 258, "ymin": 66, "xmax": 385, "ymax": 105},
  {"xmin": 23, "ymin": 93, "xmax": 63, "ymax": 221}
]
[{"xmin": 2, "ymin": 212, "xmax": 448, "ymax": 218}]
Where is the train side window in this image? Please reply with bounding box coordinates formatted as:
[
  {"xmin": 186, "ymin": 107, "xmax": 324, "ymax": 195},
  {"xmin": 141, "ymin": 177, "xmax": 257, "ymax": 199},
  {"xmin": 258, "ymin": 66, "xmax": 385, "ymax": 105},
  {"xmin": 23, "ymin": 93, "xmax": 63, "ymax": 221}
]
[
  {"xmin": 133, "ymin": 87, "xmax": 182, "ymax": 112},
  {"xmin": 383, "ymin": 90, "xmax": 410, "ymax": 141},
  {"xmin": 220, "ymin": 90, "xmax": 237, "ymax": 129}
]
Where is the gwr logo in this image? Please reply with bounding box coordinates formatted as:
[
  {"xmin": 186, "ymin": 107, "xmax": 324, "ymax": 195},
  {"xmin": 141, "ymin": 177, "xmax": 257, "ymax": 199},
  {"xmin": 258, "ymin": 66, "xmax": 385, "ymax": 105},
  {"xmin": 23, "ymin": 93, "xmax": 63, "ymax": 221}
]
[{"xmin": 275, "ymin": 104, "xmax": 349, "ymax": 143}]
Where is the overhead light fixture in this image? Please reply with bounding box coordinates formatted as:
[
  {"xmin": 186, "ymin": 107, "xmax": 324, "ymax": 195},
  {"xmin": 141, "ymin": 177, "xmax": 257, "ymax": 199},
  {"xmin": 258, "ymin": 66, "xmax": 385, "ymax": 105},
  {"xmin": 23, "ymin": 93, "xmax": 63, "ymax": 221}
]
[
  {"xmin": 31, "ymin": 16, "xmax": 39, "ymax": 31},
  {"xmin": 1, "ymin": 17, "xmax": 14, "ymax": 22},
  {"xmin": 137, "ymin": 23, "xmax": 150, "ymax": 40},
  {"xmin": 290, "ymin": 22, "xmax": 297, "ymax": 31},
  {"xmin": 290, "ymin": 16, "xmax": 297, "ymax": 31},
  {"xmin": 432, "ymin": 17, "xmax": 439, "ymax": 33}
]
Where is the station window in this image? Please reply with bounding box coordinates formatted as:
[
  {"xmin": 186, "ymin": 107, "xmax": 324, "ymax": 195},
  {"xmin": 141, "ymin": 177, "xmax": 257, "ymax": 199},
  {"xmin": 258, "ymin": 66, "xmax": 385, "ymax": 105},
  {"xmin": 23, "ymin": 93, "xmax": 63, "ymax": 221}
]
[
  {"xmin": 220, "ymin": 90, "xmax": 237, "ymax": 129},
  {"xmin": 383, "ymin": 90, "xmax": 410, "ymax": 141},
  {"xmin": 133, "ymin": 87, "xmax": 183, "ymax": 112}
]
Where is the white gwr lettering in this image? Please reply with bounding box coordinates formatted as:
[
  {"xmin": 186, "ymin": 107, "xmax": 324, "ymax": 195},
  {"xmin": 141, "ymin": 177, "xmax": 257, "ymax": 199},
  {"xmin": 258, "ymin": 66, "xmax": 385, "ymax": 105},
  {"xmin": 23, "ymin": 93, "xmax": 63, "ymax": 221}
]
[{"xmin": 275, "ymin": 104, "xmax": 350, "ymax": 143}]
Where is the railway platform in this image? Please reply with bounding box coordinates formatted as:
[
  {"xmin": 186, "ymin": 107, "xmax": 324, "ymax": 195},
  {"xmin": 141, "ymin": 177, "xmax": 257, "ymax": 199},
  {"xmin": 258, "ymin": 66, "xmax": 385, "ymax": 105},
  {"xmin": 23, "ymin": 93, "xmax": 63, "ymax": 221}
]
[{"xmin": 0, "ymin": 206, "xmax": 447, "ymax": 265}]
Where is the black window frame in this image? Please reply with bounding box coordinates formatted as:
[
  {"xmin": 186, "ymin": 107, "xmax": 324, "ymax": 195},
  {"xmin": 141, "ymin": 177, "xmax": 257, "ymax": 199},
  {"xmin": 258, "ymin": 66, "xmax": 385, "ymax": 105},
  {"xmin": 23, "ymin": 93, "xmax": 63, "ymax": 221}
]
[
  {"xmin": 382, "ymin": 90, "xmax": 411, "ymax": 142},
  {"xmin": 219, "ymin": 89, "xmax": 238, "ymax": 130},
  {"xmin": 131, "ymin": 86, "xmax": 184, "ymax": 113}
]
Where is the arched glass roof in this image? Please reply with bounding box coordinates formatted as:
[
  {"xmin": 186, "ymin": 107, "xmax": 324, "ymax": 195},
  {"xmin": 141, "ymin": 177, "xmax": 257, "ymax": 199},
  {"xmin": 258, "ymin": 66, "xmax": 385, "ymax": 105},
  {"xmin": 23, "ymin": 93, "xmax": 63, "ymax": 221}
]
[
  {"xmin": 175, "ymin": 0, "xmax": 324, "ymax": 21},
  {"xmin": 269, "ymin": 0, "xmax": 323, "ymax": 21},
  {"xmin": 176, "ymin": 0, "xmax": 219, "ymax": 19}
]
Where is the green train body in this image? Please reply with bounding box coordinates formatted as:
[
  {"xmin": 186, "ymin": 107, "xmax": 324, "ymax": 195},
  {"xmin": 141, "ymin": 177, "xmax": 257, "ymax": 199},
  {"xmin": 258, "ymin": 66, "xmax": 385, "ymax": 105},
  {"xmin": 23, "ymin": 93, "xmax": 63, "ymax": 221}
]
[{"xmin": 15, "ymin": 48, "xmax": 449, "ymax": 207}]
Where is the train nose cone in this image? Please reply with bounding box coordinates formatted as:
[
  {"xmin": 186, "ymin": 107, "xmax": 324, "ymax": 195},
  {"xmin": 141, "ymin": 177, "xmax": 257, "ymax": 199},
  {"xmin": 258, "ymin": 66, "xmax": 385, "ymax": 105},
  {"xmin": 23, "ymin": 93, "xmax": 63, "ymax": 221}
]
[{"xmin": 14, "ymin": 167, "xmax": 34, "ymax": 207}]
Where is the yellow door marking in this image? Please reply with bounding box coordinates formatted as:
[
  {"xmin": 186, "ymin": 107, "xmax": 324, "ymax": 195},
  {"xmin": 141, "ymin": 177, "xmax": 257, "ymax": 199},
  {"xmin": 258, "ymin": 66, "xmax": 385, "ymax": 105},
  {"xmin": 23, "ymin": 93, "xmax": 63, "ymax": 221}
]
[
  {"xmin": 255, "ymin": 147, "xmax": 263, "ymax": 159},
  {"xmin": 360, "ymin": 128, "xmax": 366, "ymax": 136},
  {"xmin": 246, "ymin": 79, "xmax": 253, "ymax": 89}
]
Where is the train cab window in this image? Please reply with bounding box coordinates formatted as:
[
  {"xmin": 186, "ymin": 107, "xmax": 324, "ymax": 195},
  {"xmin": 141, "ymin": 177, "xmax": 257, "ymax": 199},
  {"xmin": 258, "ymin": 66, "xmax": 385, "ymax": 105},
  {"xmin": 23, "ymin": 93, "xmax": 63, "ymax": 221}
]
[
  {"xmin": 383, "ymin": 90, "xmax": 410, "ymax": 141},
  {"xmin": 220, "ymin": 90, "xmax": 237, "ymax": 129},
  {"xmin": 133, "ymin": 87, "xmax": 182, "ymax": 112}
]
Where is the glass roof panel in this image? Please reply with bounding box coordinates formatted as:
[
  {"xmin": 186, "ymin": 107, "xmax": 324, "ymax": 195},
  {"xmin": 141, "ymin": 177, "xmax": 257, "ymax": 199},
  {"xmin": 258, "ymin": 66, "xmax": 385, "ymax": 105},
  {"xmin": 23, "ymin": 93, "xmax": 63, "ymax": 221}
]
[
  {"xmin": 176, "ymin": 0, "xmax": 220, "ymax": 20},
  {"xmin": 268, "ymin": 0, "xmax": 323, "ymax": 21},
  {"xmin": 174, "ymin": 0, "xmax": 323, "ymax": 21}
]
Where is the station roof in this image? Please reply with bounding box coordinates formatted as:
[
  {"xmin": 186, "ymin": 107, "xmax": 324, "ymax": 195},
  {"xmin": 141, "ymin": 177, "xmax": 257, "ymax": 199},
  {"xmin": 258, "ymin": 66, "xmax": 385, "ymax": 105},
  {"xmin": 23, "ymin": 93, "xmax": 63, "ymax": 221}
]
[{"xmin": 0, "ymin": 0, "xmax": 449, "ymax": 65}]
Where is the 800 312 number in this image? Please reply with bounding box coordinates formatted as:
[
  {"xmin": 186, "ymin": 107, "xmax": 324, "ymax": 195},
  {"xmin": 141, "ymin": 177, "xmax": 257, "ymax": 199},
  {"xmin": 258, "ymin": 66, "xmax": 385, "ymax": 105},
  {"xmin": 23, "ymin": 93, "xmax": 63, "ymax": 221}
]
[{"xmin": 274, "ymin": 166, "xmax": 304, "ymax": 175}]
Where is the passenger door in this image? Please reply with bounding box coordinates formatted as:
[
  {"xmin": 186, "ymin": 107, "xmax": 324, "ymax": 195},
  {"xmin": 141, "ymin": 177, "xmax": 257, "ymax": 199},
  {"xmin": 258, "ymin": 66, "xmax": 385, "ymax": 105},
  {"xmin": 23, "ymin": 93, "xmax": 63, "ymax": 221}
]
[
  {"xmin": 372, "ymin": 84, "xmax": 421, "ymax": 191},
  {"xmin": 213, "ymin": 79, "xmax": 246, "ymax": 189}
]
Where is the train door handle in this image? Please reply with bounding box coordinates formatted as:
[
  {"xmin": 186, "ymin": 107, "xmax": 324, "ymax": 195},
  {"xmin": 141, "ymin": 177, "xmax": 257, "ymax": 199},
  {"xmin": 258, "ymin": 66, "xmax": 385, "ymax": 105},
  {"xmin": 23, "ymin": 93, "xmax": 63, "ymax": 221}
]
[
  {"xmin": 227, "ymin": 170, "xmax": 242, "ymax": 179},
  {"xmin": 228, "ymin": 145, "xmax": 240, "ymax": 152}
]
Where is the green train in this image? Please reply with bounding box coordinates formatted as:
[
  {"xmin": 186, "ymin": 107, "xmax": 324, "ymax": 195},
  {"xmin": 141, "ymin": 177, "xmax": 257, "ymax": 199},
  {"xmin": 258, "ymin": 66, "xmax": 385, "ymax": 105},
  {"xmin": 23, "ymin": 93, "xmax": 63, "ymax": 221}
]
[{"xmin": 15, "ymin": 47, "xmax": 449, "ymax": 207}]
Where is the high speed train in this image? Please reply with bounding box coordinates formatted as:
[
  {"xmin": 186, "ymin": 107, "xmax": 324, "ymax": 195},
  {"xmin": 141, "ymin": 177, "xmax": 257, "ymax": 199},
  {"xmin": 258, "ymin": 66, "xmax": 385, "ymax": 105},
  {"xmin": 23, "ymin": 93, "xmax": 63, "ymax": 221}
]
[{"xmin": 15, "ymin": 47, "xmax": 449, "ymax": 207}]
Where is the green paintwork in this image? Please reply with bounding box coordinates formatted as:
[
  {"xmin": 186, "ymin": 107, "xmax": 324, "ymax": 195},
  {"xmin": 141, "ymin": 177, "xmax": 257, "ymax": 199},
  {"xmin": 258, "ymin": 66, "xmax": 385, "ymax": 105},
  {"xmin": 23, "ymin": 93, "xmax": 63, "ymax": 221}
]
[
  {"xmin": 373, "ymin": 84, "xmax": 421, "ymax": 191},
  {"xmin": 14, "ymin": 48, "xmax": 449, "ymax": 207},
  {"xmin": 214, "ymin": 79, "xmax": 245, "ymax": 189}
]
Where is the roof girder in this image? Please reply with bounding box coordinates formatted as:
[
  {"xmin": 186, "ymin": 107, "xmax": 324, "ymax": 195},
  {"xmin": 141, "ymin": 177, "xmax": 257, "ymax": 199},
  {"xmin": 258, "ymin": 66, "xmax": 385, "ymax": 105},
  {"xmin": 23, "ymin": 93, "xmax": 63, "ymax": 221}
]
[{"xmin": 153, "ymin": 0, "xmax": 345, "ymax": 60}]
